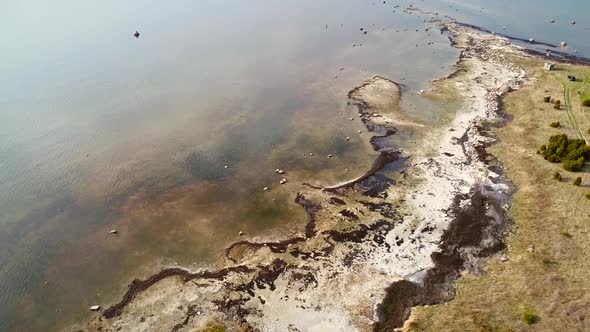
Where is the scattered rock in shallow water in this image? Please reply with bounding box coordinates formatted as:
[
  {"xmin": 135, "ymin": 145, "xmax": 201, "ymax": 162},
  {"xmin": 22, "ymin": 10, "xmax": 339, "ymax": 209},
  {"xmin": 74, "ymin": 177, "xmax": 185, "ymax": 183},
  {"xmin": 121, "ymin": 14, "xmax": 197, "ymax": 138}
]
[
  {"xmin": 560, "ymin": 41, "xmax": 567, "ymax": 47},
  {"xmin": 275, "ymin": 169, "xmax": 280, "ymax": 174},
  {"xmin": 528, "ymin": 38, "xmax": 535, "ymax": 43},
  {"xmin": 239, "ymin": 231, "xmax": 244, "ymax": 236},
  {"xmin": 571, "ymin": 21, "xmax": 576, "ymax": 25},
  {"xmin": 109, "ymin": 230, "xmax": 118, "ymax": 235},
  {"xmin": 358, "ymin": 130, "xmax": 362, "ymax": 133},
  {"xmin": 327, "ymin": 154, "xmax": 333, "ymax": 158},
  {"xmin": 224, "ymin": 165, "xmax": 229, "ymax": 169},
  {"xmin": 280, "ymin": 178, "xmax": 287, "ymax": 185},
  {"xmin": 309, "ymin": 153, "xmax": 314, "ymax": 156},
  {"xmin": 263, "ymin": 187, "xmax": 269, "ymax": 192},
  {"xmin": 90, "ymin": 305, "xmax": 101, "ymax": 311},
  {"xmin": 133, "ymin": 31, "xmax": 140, "ymax": 38},
  {"xmin": 549, "ymin": 19, "xmax": 555, "ymax": 23},
  {"xmin": 345, "ymin": 137, "xmax": 350, "ymax": 141}
]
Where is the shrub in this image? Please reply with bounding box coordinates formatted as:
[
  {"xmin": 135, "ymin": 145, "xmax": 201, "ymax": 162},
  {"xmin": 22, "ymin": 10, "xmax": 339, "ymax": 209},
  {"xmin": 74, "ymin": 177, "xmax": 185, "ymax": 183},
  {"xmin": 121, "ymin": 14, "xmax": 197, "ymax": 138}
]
[
  {"xmin": 543, "ymin": 96, "xmax": 551, "ymax": 102},
  {"xmin": 553, "ymin": 171, "xmax": 562, "ymax": 180},
  {"xmin": 574, "ymin": 177, "xmax": 582, "ymax": 186},
  {"xmin": 522, "ymin": 311, "xmax": 538, "ymax": 325},
  {"xmin": 554, "ymin": 100, "xmax": 561, "ymax": 110},
  {"xmin": 583, "ymin": 99, "xmax": 590, "ymax": 107},
  {"xmin": 563, "ymin": 157, "xmax": 585, "ymax": 172},
  {"xmin": 541, "ymin": 134, "xmax": 589, "ymax": 168},
  {"xmin": 549, "ymin": 121, "xmax": 560, "ymax": 128},
  {"xmin": 540, "ymin": 144, "xmax": 547, "ymax": 150},
  {"xmin": 561, "ymin": 231, "xmax": 573, "ymax": 238},
  {"xmin": 586, "ymin": 192, "xmax": 590, "ymax": 200}
]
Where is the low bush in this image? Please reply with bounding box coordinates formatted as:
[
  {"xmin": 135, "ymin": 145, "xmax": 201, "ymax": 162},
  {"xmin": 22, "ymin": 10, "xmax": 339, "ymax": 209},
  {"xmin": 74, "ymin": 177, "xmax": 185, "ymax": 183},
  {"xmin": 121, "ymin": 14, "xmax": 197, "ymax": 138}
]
[
  {"xmin": 541, "ymin": 134, "xmax": 590, "ymax": 171},
  {"xmin": 574, "ymin": 177, "xmax": 582, "ymax": 186},
  {"xmin": 543, "ymin": 96, "xmax": 551, "ymax": 102},
  {"xmin": 583, "ymin": 99, "xmax": 590, "ymax": 107},
  {"xmin": 549, "ymin": 121, "xmax": 560, "ymax": 128},
  {"xmin": 561, "ymin": 231, "xmax": 573, "ymax": 238},
  {"xmin": 586, "ymin": 192, "xmax": 590, "ymax": 200},
  {"xmin": 553, "ymin": 171, "xmax": 562, "ymax": 181},
  {"xmin": 522, "ymin": 311, "xmax": 538, "ymax": 325},
  {"xmin": 563, "ymin": 157, "xmax": 585, "ymax": 172}
]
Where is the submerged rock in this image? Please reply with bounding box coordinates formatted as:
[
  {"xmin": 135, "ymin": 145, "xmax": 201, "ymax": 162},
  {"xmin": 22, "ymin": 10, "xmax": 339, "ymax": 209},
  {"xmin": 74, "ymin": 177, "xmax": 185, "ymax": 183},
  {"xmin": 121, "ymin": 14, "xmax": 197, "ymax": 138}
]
[{"xmin": 90, "ymin": 305, "xmax": 101, "ymax": 311}]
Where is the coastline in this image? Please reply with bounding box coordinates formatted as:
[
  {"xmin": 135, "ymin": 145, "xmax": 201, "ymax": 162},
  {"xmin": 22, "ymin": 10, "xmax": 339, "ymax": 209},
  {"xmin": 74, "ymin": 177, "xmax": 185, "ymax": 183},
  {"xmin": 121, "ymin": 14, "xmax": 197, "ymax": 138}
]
[{"xmin": 70, "ymin": 17, "xmax": 584, "ymax": 332}]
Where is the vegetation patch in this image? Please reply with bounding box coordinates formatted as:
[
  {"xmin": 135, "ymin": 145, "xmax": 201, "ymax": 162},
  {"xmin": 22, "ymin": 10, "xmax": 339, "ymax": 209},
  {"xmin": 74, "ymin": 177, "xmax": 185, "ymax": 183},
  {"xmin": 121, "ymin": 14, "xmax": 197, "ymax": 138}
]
[
  {"xmin": 561, "ymin": 231, "xmax": 573, "ymax": 238},
  {"xmin": 573, "ymin": 177, "xmax": 582, "ymax": 186},
  {"xmin": 522, "ymin": 310, "xmax": 539, "ymax": 325},
  {"xmin": 583, "ymin": 99, "xmax": 590, "ymax": 107},
  {"xmin": 549, "ymin": 121, "xmax": 560, "ymax": 128},
  {"xmin": 540, "ymin": 134, "xmax": 590, "ymax": 171}
]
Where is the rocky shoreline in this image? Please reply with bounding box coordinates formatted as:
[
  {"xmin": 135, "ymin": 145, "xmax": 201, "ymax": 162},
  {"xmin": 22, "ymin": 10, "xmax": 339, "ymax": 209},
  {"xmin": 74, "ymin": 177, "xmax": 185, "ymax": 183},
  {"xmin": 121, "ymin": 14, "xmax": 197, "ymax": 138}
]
[{"xmin": 73, "ymin": 20, "xmax": 535, "ymax": 332}]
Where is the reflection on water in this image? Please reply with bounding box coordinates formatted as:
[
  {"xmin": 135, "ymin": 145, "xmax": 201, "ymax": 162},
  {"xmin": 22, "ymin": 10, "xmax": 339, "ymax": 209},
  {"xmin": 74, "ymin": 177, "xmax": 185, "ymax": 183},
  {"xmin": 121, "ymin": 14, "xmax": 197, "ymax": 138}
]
[{"xmin": 11, "ymin": 0, "xmax": 589, "ymax": 329}]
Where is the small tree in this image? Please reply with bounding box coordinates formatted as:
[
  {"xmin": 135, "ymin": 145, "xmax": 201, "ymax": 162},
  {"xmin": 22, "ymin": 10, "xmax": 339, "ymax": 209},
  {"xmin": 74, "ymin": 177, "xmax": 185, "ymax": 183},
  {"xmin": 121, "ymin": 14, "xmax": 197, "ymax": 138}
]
[
  {"xmin": 574, "ymin": 177, "xmax": 582, "ymax": 186},
  {"xmin": 554, "ymin": 100, "xmax": 561, "ymax": 110},
  {"xmin": 543, "ymin": 96, "xmax": 551, "ymax": 102},
  {"xmin": 583, "ymin": 99, "xmax": 590, "ymax": 107}
]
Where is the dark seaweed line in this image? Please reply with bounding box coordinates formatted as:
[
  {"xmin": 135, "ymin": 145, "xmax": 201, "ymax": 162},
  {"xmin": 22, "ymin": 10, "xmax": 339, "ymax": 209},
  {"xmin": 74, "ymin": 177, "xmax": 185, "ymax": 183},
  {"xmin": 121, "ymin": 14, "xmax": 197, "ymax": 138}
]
[
  {"xmin": 324, "ymin": 150, "xmax": 401, "ymax": 191},
  {"xmin": 224, "ymin": 193, "xmax": 321, "ymax": 264},
  {"xmin": 456, "ymin": 22, "xmax": 558, "ymax": 48},
  {"xmin": 103, "ymin": 265, "xmax": 253, "ymax": 319}
]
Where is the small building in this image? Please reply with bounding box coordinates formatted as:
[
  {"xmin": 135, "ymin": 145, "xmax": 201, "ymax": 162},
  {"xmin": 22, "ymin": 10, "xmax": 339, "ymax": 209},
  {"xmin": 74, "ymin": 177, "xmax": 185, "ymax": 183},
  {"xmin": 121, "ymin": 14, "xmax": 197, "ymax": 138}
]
[{"xmin": 544, "ymin": 62, "xmax": 556, "ymax": 71}]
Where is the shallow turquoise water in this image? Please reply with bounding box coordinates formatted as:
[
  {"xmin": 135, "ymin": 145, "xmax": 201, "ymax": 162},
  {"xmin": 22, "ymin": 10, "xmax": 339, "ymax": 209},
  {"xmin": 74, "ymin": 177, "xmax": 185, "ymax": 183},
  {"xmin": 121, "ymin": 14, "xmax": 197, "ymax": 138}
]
[{"xmin": 0, "ymin": 0, "xmax": 588, "ymax": 330}]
